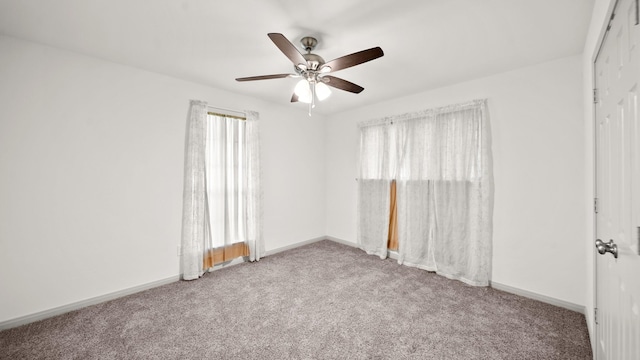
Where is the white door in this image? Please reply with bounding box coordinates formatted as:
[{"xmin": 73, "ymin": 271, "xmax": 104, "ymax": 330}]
[{"xmin": 595, "ymin": 0, "xmax": 640, "ymax": 358}]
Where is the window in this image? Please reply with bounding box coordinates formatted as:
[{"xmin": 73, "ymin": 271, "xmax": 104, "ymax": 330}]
[
  {"xmin": 181, "ymin": 100, "xmax": 261, "ymax": 280},
  {"xmin": 357, "ymin": 100, "xmax": 493, "ymax": 286},
  {"xmin": 203, "ymin": 112, "xmax": 250, "ymax": 267}
]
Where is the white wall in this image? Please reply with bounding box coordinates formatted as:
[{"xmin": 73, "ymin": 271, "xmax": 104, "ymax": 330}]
[
  {"xmin": 0, "ymin": 31, "xmax": 594, "ymax": 327},
  {"xmin": 0, "ymin": 35, "xmax": 326, "ymax": 323},
  {"xmin": 582, "ymin": 0, "xmax": 616, "ymax": 344},
  {"xmin": 325, "ymin": 55, "xmax": 586, "ymax": 307}
]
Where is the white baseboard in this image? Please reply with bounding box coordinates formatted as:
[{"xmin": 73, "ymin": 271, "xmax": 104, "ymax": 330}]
[
  {"xmin": 264, "ymin": 236, "xmax": 328, "ymax": 256},
  {"xmin": 491, "ymin": 281, "xmax": 585, "ymax": 314},
  {"xmin": 325, "ymin": 236, "xmax": 400, "ymax": 260},
  {"xmin": 1, "ymin": 238, "xmax": 331, "ymax": 331},
  {"xmin": 1, "ymin": 237, "xmax": 586, "ymax": 331},
  {"xmin": 324, "ymin": 236, "xmax": 357, "ymax": 248},
  {"xmin": 327, "ymin": 236, "xmax": 585, "ymax": 315},
  {"xmin": 0, "ymin": 275, "xmax": 180, "ymax": 331}
]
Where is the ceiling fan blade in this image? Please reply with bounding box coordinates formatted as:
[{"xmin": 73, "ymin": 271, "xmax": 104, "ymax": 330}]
[
  {"xmin": 268, "ymin": 33, "xmax": 307, "ymax": 67},
  {"xmin": 322, "ymin": 47, "xmax": 384, "ymax": 73},
  {"xmin": 291, "ymin": 93, "xmax": 299, "ymax": 102},
  {"xmin": 322, "ymin": 75, "xmax": 364, "ymax": 94},
  {"xmin": 235, "ymin": 74, "xmax": 292, "ymax": 82}
]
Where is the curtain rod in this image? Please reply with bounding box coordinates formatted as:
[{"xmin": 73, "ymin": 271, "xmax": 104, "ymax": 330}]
[
  {"xmin": 207, "ymin": 105, "xmax": 246, "ymax": 119},
  {"xmin": 207, "ymin": 111, "xmax": 246, "ymax": 121}
]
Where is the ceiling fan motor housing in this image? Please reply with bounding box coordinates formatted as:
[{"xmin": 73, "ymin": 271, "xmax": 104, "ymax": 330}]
[
  {"xmin": 293, "ymin": 37, "xmax": 325, "ymax": 73},
  {"xmin": 301, "ymin": 53, "xmax": 325, "ymax": 71}
]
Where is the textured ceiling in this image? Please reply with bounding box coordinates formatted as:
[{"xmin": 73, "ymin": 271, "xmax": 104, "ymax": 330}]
[{"xmin": 0, "ymin": 0, "xmax": 595, "ymax": 115}]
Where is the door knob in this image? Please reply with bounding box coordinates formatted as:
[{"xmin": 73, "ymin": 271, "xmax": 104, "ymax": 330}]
[{"xmin": 595, "ymin": 239, "xmax": 618, "ymax": 258}]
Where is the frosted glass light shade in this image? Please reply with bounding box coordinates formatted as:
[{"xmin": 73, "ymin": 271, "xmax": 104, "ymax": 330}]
[
  {"xmin": 316, "ymin": 82, "xmax": 331, "ymax": 101},
  {"xmin": 294, "ymin": 79, "xmax": 312, "ymax": 103}
]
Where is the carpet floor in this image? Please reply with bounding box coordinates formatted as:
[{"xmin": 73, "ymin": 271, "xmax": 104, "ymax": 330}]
[{"xmin": 0, "ymin": 240, "xmax": 592, "ymax": 359}]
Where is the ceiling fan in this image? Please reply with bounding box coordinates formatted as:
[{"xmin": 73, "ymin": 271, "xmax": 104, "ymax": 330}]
[{"xmin": 236, "ymin": 33, "xmax": 384, "ymax": 115}]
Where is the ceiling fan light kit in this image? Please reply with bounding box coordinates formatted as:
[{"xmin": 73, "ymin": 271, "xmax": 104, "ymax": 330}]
[
  {"xmin": 235, "ymin": 33, "xmax": 384, "ymax": 115},
  {"xmin": 294, "ymin": 79, "xmax": 331, "ymax": 104}
]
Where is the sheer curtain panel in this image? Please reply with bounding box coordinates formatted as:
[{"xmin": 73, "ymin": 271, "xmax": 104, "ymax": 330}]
[
  {"xmin": 181, "ymin": 100, "xmax": 208, "ymax": 280},
  {"xmin": 396, "ymin": 100, "xmax": 493, "ymax": 286},
  {"xmin": 244, "ymin": 111, "xmax": 263, "ymax": 262},
  {"xmin": 357, "ymin": 121, "xmax": 396, "ymax": 258}
]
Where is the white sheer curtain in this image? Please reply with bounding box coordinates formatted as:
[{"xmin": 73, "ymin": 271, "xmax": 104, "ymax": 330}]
[
  {"xmin": 206, "ymin": 114, "xmax": 244, "ymax": 249},
  {"xmin": 244, "ymin": 111, "xmax": 263, "ymax": 262},
  {"xmin": 357, "ymin": 99, "xmax": 493, "ymax": 286},
  {"xmin": 357, "ymin": 122, "xmax": 395, "ymax": 258},
  {"xmin": 181, "ymin": 100, "xmax": 208, "ymax": 280},
  {"xmin": 181, "ymin": 101, "xmax": 262, "ymax": 281},
  {"xmin": 396, "ymin": 100, "xmax": 493, "ymax": 286}
]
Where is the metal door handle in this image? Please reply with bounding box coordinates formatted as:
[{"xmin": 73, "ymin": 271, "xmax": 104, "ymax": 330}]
[{"xmin": 595, "ymin": 239, "xmax": 618, "ymax": 258}]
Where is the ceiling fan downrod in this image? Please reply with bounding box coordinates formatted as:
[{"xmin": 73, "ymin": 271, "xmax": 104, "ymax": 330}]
[{"xmin": 300, "ymin": 36, "xmax": 317, "ymax": 53}]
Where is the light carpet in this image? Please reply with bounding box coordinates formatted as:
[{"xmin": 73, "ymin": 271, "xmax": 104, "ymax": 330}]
[{"xmin": 0, "ymin": 240, "xmax": 592, "ymax": 359}]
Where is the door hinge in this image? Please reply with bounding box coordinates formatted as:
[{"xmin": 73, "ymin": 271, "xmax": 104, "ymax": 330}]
[
  {"xmin": 594, "ymin": 198, "xmax": 599, "ymax": 213},
  {"xmin": 593, "ymin": 88, "xmax": 599, "ymax": 104},
  {"xmin": 594, "ymin": 307, "xmax": 598, "ymax": 324}
]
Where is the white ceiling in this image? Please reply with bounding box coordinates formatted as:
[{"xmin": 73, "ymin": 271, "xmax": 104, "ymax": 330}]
[{"xmin": 0, "ymin": 0, "xmax": 595, "ymax": 115}]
